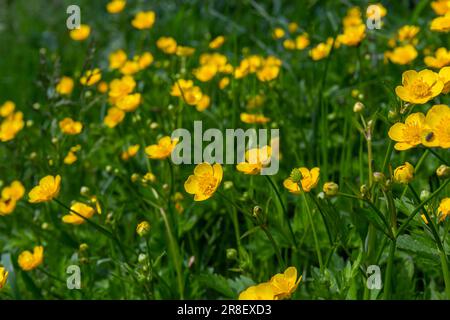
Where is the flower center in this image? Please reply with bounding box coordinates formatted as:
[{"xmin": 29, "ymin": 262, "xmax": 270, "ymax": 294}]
[
  {"xmin": 198, "ymin": 176, "xmax": 217, "ymax": 196},
  {"xmin": 411, "ymin": 79, "xmax": 431, "ymax": 98},
  {"xmin": 403, "ymin": 122, "xmax": 422, "ymax": 145}
]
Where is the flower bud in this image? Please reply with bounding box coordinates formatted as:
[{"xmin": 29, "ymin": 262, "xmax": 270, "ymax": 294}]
[
  {"xmin": 360, "ymin": 184, "xmax": 369, "ymax": 197},
  {"xmin": 131, "ymin": 173, "xmax": 140, "ymax": 183},
  {"xmin": 226, "ymin": 248, "xmax": 237, "ymax": 260},
  {"xmin": 79, "ymin": 243, "xmax": 89, "ymax": 252},
  {"xmin": 420, "ymin": 190, "xmax": 431, "ymax": 202},
  {"xmin": 136, "ymin": 221, "xmax": 151, "ymax": 237},
  {"xmin": 224, "ymin": 181, "xmax": 234, "ymax": 190},
  {"xmin": 80, "ymin": 186, "xmax": 90, "ymax": 196},
  {"xmin": 323, "ymin": 182, "xmax": 339, "ymax": 197},
  {"xmin": 436, "ymin": 165, "xmax": 450, "ymax": 179},
  {"xmin": 138, "ymin": 253, "xmax": 147, "ymax": 264},
  {"xmin": 388, "ymin": 110, "xmax": 399, "ymax": 122},
  {"xmin": 253, "ymin": 206, "xmax": 263, "ymax": 218},
  {"xmin": 353, "ymin": 101, "xmax": 364, "ymax": 113},
  {"xmin": 373, "ymin": 172, "xmax": 385, "ymax": 183},
  {"xmin": 394, "ymin": 162, "xmax": 414, "ymax": 184}
]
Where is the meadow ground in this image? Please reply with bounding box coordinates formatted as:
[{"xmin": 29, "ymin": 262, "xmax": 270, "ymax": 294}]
[{"xmin": 0, "ymin": 0, "xmax": 450, "ymax": 300}]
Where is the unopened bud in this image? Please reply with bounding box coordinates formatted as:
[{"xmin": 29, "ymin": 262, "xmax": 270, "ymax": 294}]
[
  {"xmin": 353, "ymin": 101, "xmax": 364, "ymax": 113},
  {"xmin": 420, "ymin": 190, "xmax": 431, "ymax": 202},
  {"xmin": 226, "ymin": 248, "xmax": 237, "ymax": 260},
  {"xmin": 436, "ymin": 165, "xmax": 450, "ymax": 179},
  {"xmin": 136, "ymin": 221, "xmax": 151, "ymax": 237},
  {"xmin": 323, "ymin": 182, "xmax": 339, "ymax": 197}
]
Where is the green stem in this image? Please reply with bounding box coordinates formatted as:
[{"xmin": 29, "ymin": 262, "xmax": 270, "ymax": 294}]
[
  {"xmin": 159, "ymin": 207, "xmax": 184, "ymax": 299},
  {"xmin": 439, "ymin": 250, "xmax": 450, "ymax": 299},
  {"xmin": 302, "ymin": 192, "xmax": 324, "ymax": 270},
  {"xmin": 265, "ymin": 175, "xmax": 298, "ymax": 249},
  {"xmin": 383, "ymin": 240, "xmax": 396, "ymax": 299}
]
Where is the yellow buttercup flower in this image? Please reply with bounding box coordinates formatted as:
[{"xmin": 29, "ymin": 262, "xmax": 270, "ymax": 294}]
[
  {"xmin": 209, "ymin": 36, "xmax": 225, "ymax": 49},
  {"xmin": 385, "ymin": 45, "xmax": 418, "ymax": 65},
  {"xmin": 59, "ymin": 117, "xmax": 83, "ymax": 135},
  {"xmin": 239, "ymin": 266, "xmax": 301, "ymax": 300},
  {"xmin": 28, "ymin": 175, "xmax": 61, "ymax": 203},
  {"xmin": 283, "ymin": 39, "xmax": 296, "ymax": 50},
  {"xmin": 288, "ymin": 22, "xmax": 299, "ymax": 33},
  {"xmin": 195, "ymin": 94, "xmax": 210, "ymax": 112},
  {"xmin": 309, "ymin": 39, "xmax": 333, "ymax": 61},
  {"xmin": 431, "ymin": 12, "xmax": 450, "ymax": 32},
  {"xmin": 272, "ymin": 27, "xmax": 285, "ymax": 39},
  {"xmin": 62, "ymin": 202, "xmax": 96, "ymax": 224},
  {"xmin": 366, "ymin": 3, "xmax": 387, "ymax": 19},
  {"xmin": 239, "ymin": 282, "xmax": 276, "ymax": 300},
  {"xmin": 157, "ymin": 37, "xmax": 178, "ymax": 54},
  {"xmin": 184, "ymin": 163, "xmax": 223, "ymax": 201},
  {"xmin": 337, "ymin": 24, "xmax": 366, "ymax": 46},
  {"xmin": 0, "ymin": 101, "xmax": 15, "ymax": 117},
  {"xmin": 0, "ymin": 180, "xmax": 25, "ymax": 216},
  {"xmin": 393, "ymin": 162, "xmax": 415, "ymax": 184},
  {"xmin": 423, "ymin": 104, "xmax": 450, "ymax": 148},
  {"xmin": 236, "ymin": 146, "xmax": 272, "ymax": 175},
  {"xmin": 136, "ymin": 221, "xmax": 151, "ymax": 237},
  {"xmin": 69, "ymin": 24, "xmax": 90, "ymax": 41},
  {"xmin": 108, "ymin": 75, "xmax": 136, "ymax": 104},
  {"xmin": 193, "ymin": 64, "xmax": 218, "ymax": 82},
  {"xmin": 170, "ymin": 79, "xmax": 193, "ymax": 97},
  {"xmin": 256, "ymin": 56, "xmax": 282, "ymax": 82},
  {"xmin": 182, "ymin": 86, "xmax": 203, "ymax": 105},
  {"xmin": 388, "ymin": 113, "xmax": 426, "ymax": 150},
  {"xmin": 97, "ymin": 81, "xmax": 108, "ymax": 93},
  {"xmin": 145, "ymin": 136, "xmax": 178, "ymax": 160},
  {"xmin": 18, "ymin": 246, "xmax": 44, "ymax": 271},
  {"xmin": 343, "ymin": 7, "xmax": 363, "ymax": 28},
  {"xmin": 121, "ymin": 144, "xmax": 140, "ymax": 161},
  {"xmin": 131, "ymin": 11, "xmax": 156, "ymax": 29},
  {"xmin": 0, "ymin": 266, "xmax": 8, "ymax": 289},
  {"xmin": 218, "ymin": 77, "xmax": 230, "ymax": 89},
  {"xmin": 240, "ymin": 113, "xmax": 270, "ymax": 124},
  {"xmin": 283, "ymin": 167, "xmax": 320, "ymax": 194},
  {"xmin": 104, "ymin": 107, "xmax": 125, "ymax": 128},
  {"xmin": 120, "ymin": 60, "xmax": 140, "ymax": 75},
  {"xmin": 80, "ymin": 68, "xmax": 101, "ymax": 86},
  {"xmin": 432, "ymin": 0, "xmax": 450, "ymax": 15},
  {"xmin": 64, "ymin": 151, "xmax": 77, "ymax": 165},
  {"xmin": 397, "ymin": 25, "xmax": 420, "ymax": 42},
  {"xmin": 0, "ymin": 111, "xmax": 24, "ymax": 142},
  {"xmin": 0, "ymin": 197, "xmax": 16, "ymax": 215},
  {"xmin": 438, "ymin": 198, "xmax": 450, "ymax": 222},
  {"xmin": 295, "ymin": 33, "xmax": 310, "ymax": 50},
  {"xmin": 106, "ymin": 0, "xmax": 126, "ymax": 14},
  {"xmin": 115, "ymin": 93, "xmax": 141, "ymax": 112},
  {"xmin": 137, "ymin": 52, "xmax": 154, "ymax": 69},
  {"xmin": 395, "ymin": 69, "xmax": 443, "ymax": 104},
  {"xmin": 438, "ymin": 66, "xmax": 450, "ymax": 93},
  {"xmin": 424, "ymin": 48, "xmax": 450, "ymax": 69},
  {"xmin": 2, "ymin": 181, "xmax": 25, "ymax": 202},
  {"xmin": 269, "ymin": 266, "xmax": 302, "ymax": 300},
  {"xmin": 109, "ymin": 49, "xmax": 128, "ymax": 70},
  {"xmin": 56, "ymin": 76, "xmax": 74, "ymax": 95}
]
